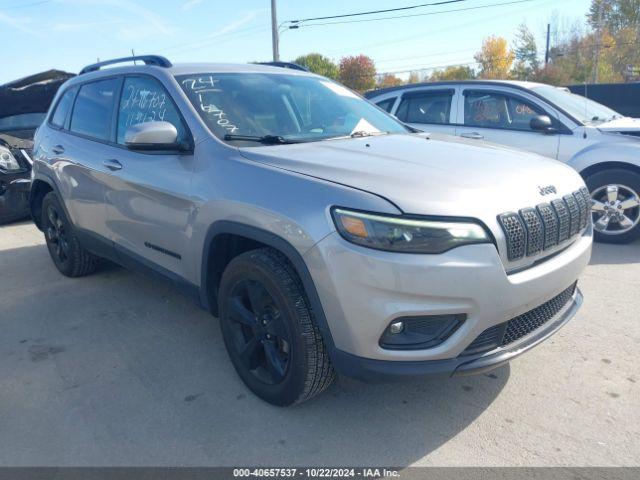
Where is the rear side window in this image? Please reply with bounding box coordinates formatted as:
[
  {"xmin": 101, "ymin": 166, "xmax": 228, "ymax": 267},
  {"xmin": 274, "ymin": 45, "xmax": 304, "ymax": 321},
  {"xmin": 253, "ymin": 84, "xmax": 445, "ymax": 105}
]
[
  {"xmin": 375, "ymin": 98, "xmax": 396, "ymax": 113},
  {"xmin": 464, "ymin": 90, "xmax": 546, "ymax": 131},
  {"xmin": 396, "ymin": 91, "xmax": 453, "ymax": 124},
  {"xmin": 70, "ymin": 79, "xmax": 119, "ymax": 141},
  {"xmin": 116, "ymin": 76, "xmax": 187, "ymax": 145},
  {"xmin": 50, "ymin": 88, "xmax": 76, "ymax": 128}
]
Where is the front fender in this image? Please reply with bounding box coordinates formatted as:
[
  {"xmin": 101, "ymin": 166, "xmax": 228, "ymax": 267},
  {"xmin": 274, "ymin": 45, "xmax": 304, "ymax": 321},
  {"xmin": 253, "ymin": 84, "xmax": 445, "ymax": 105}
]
[{"xmin": 568, "ymin": 141, "xmax": 640, "ymax": 174}]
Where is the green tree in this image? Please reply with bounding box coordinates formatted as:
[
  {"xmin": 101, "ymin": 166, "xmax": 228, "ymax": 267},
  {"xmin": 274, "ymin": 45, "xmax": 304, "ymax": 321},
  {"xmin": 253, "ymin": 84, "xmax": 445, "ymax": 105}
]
[
  {"xmin": 512, "ymin": 23, "xmax": 540, "ymax": 80},
  {"xmin": 338, "ymin": 55, "xmax": 377, "ymax": 92},
  {"xmin": 429, "ymin": 65, "xmax": 476, "ymax": 81},
  {"xmin": 293, "ymin": 53, "xmax": 339, "ymax": 79},
  {"xmin": 588, "ymin": 0, "xmax": 640, "ymax": 34}
]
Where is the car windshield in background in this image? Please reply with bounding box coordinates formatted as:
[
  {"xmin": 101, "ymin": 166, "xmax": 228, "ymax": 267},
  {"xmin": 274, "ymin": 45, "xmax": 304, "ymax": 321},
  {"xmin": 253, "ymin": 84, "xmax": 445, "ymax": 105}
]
[
  {"xmin": 532, "ymin": 85, "xmax": 622, "ymax": 125},
  {"xmin": 176, "ymin": 73, "xmax": 407, "ymax": 145},
  {"xmin": 0, "ymin": 112, "xmax": 46, "ymax": 132}
]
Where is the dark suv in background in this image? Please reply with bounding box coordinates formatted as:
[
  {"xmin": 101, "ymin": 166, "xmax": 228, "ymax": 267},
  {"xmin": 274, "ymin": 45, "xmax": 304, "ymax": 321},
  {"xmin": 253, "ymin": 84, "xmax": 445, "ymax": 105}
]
[{"xmin": 0, "ymin": 70, "xmax": 74, "ymax": 223}]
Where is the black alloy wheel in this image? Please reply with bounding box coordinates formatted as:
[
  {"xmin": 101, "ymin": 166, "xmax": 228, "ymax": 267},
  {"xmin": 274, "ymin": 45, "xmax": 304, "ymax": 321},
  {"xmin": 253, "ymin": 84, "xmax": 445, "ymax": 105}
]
[
  {"xmin": 45, "ymin": 203, "xmax": 71, "ymax": 266},
  {"xmin": 218, "ymin": 248, "xmax": 335, "ymax": 406},
  {"xmin": 226, "ymin": 279, "xmax": 292, "ymax": 385},
  {"xmin": 41, "ymin": 192, "xmax": 98, "ymax": 277}
]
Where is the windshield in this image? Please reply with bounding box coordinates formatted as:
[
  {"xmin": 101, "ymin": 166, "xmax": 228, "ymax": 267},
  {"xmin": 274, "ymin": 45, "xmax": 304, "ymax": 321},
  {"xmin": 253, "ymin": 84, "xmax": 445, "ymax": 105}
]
[
  {"xmin": 531, "ymin": 85, "xmax": 622, "ymax": 125},
  {"xmin": 176, "ymin": 73, "xmax": 407, "ymax": 144},
  {"xmin": 0, "ymin": 112, "xmax": 46, "ymax": 132}
]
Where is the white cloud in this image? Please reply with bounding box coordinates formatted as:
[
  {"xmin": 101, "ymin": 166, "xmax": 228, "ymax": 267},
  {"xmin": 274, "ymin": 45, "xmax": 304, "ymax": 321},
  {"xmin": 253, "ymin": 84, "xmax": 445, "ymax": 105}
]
[
  {"xmin": 182, "ymin": 0, "xmax": 204, "ymax": 11},
  {"xmin": 0, "ymin": 11, "xmax": 38, "ymax": 36},
  {"xmin": 55, "ymin": 0, "xmax": 172, "ymax": 39},
  {"xmin": 52, "ymin": 18, "xmax": 126, "ymax": 32},
  {"xmin": 165, "ymin": 9, "xmax": 266, "ymax": 53}
]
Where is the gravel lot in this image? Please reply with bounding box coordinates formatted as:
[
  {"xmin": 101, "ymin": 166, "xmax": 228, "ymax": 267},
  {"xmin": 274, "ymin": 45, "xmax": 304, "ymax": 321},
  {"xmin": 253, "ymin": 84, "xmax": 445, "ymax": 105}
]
[{"xmin": 0, "ymin": 220, "xmax": 638, "ymax": 467}]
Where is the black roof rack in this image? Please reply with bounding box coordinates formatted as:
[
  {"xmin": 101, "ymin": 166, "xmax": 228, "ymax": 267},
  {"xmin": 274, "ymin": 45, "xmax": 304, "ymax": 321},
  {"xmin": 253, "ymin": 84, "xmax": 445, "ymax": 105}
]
[
  {"xmin": 255, "ymin": 61, "xmax": 309, "ymax": 72},
  {"xmin": 80, "ymin": 55, "xmax": 172, "ymax": 75}
]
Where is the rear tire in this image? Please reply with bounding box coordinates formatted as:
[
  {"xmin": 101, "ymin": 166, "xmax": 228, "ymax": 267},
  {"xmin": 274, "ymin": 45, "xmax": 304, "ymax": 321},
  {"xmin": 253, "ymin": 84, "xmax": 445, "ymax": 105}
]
[
  {"xmin": 41, "ymin": 192, "xmax": 98, "ymax": 277},
  {"xmin": 585, "ymin": 168, "xmax": 640, "ymax": 244},
  {"xmin": 218, "ymin": 247, "xmax": 335, "ymax": 406}
]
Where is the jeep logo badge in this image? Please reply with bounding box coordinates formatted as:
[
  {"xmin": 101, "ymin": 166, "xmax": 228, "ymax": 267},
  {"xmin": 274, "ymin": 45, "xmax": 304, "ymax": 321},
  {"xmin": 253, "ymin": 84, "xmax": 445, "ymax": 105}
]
[{"xmin": 538, "ymin": 185, "xmax": 557, "ymax": 196}]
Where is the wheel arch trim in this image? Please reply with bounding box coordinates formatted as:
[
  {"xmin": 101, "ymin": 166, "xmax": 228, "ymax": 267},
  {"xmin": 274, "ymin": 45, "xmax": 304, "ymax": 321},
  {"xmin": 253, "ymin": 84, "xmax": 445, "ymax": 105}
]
[
  {"xmin": 578, "ymin": 160, "xmax": 640, "ymax": 180},
  {"xmin": 200, "ymin": 220, "xmax": 337, "ymax": 353},
  {"xmin": 29, "ymin": 173, "xmax": 65, "ymax": 230}
]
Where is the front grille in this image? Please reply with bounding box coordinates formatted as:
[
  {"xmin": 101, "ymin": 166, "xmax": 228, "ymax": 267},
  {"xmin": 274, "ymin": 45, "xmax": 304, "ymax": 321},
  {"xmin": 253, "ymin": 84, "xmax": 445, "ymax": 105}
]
[
  {"xmin": 461, "ymin": 282, "xmax": 577, "ymax": 356},
  {"xmin": 552, "ymin": 198, "xmax": 571, "ymax": 243},
  {"xmin": 564, "ymin": 194, "xmax": 580, "ymax": 236},
  {"xmin": 573, "ymin": 191, "xmax": 588, "ymax": 230},
  {"xmin": 536, "ymin": 203, "xmax": 558, "ymax": 249},
  {"xmin": 497, "ymin": 213, "xmax": 526, "ymax": 261},
  {"xmin": 498, "ymin": 190, "xmax": 589, "ymax": 262},
  {"xmin": 519, "ymin": 208, "xmax": 544, "ymax": 256}
]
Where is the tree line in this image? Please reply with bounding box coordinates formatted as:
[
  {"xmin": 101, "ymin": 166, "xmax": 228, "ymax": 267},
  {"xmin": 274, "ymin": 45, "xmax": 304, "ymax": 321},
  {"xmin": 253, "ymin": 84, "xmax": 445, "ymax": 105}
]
[{"xmin": 292, "ymin": 0, "xmax": 639, "ymax": 92}]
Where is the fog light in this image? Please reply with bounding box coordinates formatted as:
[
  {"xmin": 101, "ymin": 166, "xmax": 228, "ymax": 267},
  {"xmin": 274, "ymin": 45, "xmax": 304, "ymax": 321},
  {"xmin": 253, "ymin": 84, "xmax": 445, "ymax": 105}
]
[
  {"xmin": 380, "ymin": 314, "xmax": 466, "ymax": 350},
  {"xmin": 389, "ymin": 321, "xmax": 404, "ymax": 334}
]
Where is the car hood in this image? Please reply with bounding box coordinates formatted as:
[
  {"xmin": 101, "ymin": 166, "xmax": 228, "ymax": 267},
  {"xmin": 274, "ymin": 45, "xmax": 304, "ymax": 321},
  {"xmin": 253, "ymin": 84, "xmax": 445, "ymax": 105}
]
[
  {"xmin": 238, "ymin": 133, "xmax": 585, "ymax": 220},
  {"xmin": 0, "ymin": 69, "xmax": 74, "ymax": 120},
  {"xmin": 0, "ymin": 132, "xmax": 35, "ymax": 149},
  {"xmin": 597, "ymin": 117, "xmax": 640, "ymax": 133}
]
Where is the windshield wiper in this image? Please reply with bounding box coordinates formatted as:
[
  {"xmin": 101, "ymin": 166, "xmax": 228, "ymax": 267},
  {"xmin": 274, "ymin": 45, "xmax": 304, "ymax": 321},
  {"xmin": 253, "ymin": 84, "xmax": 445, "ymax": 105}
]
[
  {"xmin": 349, "ymin": 130, "xmax": 387, "ymax": 138},
  {"xmin": 322, "ymin": 131, "xmax": 389, "ymax": 142},
  {"xmin": 224, "ymin": 134, "xmax": 296, "ymax": 145}
]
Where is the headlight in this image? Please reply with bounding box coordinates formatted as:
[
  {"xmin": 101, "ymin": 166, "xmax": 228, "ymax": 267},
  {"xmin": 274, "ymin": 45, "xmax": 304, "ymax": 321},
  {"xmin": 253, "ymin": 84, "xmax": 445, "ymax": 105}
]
[
  {"xmin": 332, "ymin": 208, "xmax": 491, "ymax": 254},
  {"xmin": 0, "ymin": 147, "xmax": 21, "ymax": 172}
]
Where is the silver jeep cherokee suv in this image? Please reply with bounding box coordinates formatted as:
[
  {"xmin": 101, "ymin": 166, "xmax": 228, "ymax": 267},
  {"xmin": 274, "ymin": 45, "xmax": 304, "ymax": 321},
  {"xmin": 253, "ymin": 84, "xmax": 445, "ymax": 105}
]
[{"xmin": 30, "ymin": 56, "xmax": 592, "ymax": 405}]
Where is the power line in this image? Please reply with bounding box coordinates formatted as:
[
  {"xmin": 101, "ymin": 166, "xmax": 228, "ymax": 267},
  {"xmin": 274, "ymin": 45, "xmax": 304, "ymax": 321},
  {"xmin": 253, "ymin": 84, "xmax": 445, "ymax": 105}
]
[
  {"xmin": 284, "ymin": 0, "xmax": 469, "ymax": 25},
  {"xmin": 298, "ymin": 0, "xmax": 542, "ymax": 28},
  {"xmin": 160, "ymin": 25, "xmax": 269, "ymax": 55},
  {"xmin": 320, "ymin": 0, "xmax": 555, "ymax": 56}
]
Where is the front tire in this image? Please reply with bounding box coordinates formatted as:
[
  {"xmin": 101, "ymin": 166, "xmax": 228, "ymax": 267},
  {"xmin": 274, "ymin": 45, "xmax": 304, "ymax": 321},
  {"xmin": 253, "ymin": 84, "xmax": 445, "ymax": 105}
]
[
  {"xmin": 585, "ymin": 168, "xmax": 640, "ymax": 244},
  {"xmin": 218, "ymin": 248, "xmax": 335, "ymax": 406},
  {"xmin": 41, "ymin": 192, "xmax": 98, "ymax": 277}
]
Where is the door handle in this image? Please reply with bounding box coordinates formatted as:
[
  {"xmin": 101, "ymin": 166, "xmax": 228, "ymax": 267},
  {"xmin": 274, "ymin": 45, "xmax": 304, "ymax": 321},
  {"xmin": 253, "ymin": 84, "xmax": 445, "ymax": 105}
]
[
  {"xmin": 51, "ymin": 145, "xmax": 65, "ymax": 155},
  {"xmin": 103, "ymin": 159, "xmax": 123, "ymax": 171},
  {"xmin": 460, "ymin": 132, "xmax": 484, "ymax": 140}
]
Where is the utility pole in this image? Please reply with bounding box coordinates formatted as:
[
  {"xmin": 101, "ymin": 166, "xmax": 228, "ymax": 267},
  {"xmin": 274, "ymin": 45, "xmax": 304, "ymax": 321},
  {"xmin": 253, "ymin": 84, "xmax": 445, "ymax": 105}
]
[
  {"xmin": 593, "ymin": 0, "xmax": 605, "ymax": 83},
  {"xmin": 271, "ymin": 0, "xmax": 280, "ymax": 62},
  {"xmin": 544, "ymin": 23, "xmax": 551, "ymax": 65}
]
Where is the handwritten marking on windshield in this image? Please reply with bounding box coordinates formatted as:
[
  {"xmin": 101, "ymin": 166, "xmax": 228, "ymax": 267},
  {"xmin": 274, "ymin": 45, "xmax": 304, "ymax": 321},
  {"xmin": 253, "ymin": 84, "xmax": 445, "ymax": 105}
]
[{"xmin": 182, "ymin": 77, "xmax": 239, "ymax": 134}]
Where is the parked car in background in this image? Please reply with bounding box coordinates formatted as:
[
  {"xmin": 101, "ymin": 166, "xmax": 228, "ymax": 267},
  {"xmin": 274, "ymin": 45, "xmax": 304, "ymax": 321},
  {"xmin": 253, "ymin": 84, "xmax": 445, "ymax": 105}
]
[
  {"xmin": 568, "ymin": 82, "xmax": 640, "ymax": 119},
  {"xmin": 367, "ymin": 80, "xmax": 640, "ymax": 244},
  {"xmin": 0, "ymin": 70, "xmax": 74, "ymax": 224},
  {"xmin": 30, "ymin": 56, "xmax": 591, "ymax": 406}
]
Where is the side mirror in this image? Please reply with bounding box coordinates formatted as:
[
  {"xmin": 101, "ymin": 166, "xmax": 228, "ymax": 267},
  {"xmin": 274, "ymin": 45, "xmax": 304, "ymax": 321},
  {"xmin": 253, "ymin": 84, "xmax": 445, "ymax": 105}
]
[
  {"xmin": 124, "ymin": 121, "xmax": 180, "ymax": 150},
  {"xmin": 530, "ymin": 115, "xmax": 556, "ymax": 134}
]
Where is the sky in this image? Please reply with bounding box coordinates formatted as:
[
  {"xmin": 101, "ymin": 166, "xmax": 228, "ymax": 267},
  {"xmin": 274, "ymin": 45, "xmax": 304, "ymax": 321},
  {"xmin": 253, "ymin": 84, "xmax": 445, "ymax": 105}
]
[{"xmin": 1, "ymin": 0, "xmax": 593, "ymax": 84}]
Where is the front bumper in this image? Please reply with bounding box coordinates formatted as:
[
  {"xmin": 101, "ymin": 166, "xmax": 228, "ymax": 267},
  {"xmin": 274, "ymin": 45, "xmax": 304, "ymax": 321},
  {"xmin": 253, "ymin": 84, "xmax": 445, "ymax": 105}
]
[
  {"xmin": 0, "ymin": 173, "xmax": 31, "ymax": 224},
  {"xmin": 303, "ymin": 229, "xmax": 591, "ymax": 376},
  {"xmin": 331, "ymin": 287, "xmax": 582, "ymax": 381}
]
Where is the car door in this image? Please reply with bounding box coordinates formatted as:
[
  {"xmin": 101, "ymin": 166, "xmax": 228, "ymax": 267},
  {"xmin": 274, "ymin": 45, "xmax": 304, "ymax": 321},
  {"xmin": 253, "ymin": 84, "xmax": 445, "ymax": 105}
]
[
  {"xmin": 393, "ymin": 88, "xmax": 458, "ymax": 135},
  {"xmin": 47, "ymin": 78, "xmax": 121, "ymax": 240},
  {"xmin": 458, "ymin": 87, "xmax": 560, "ymax": 159},
  {"xmin": 102, "ymin": 74, "xmax": 195, "ymax": 278}
]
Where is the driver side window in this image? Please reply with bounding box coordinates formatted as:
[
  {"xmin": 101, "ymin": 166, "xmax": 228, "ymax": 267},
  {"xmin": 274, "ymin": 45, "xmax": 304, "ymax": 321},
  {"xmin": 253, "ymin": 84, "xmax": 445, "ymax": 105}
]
[
  {"xmin": 464, "ymin": 91, "xmax": 545, "ymax": 132},
  {"xmin": 116, "ymin": 76, "xmax": 187, "ymax": 145}
]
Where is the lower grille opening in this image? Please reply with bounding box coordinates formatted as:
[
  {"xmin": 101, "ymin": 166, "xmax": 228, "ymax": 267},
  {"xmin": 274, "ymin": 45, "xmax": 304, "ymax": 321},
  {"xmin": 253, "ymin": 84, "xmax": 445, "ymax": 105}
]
[{"xmin": 460, "ymin": 282, "xmax": 577, "ymax": 356}]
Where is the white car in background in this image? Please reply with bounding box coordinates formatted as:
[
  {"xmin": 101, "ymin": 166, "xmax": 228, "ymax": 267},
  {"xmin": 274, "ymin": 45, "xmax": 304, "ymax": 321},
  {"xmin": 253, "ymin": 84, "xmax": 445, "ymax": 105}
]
[{"xmin": 367, "ymin": 80, "xmax": 640, "ymax": 244}]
